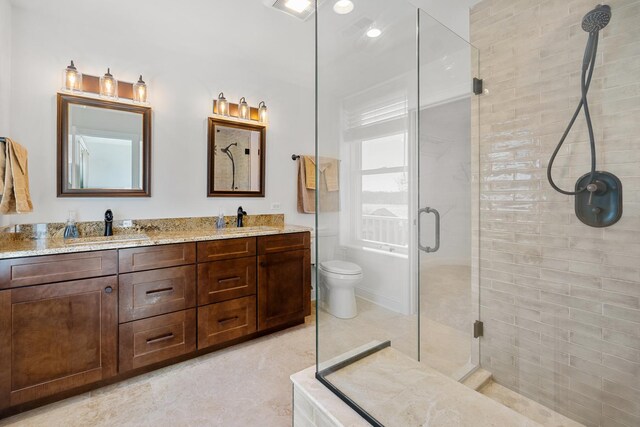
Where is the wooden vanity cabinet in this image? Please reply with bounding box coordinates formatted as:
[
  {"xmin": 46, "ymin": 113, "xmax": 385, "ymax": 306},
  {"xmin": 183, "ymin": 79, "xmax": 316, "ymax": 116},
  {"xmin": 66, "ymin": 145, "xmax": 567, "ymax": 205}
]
[
  {"xmin": 0, "ymin": 275, "xmax": 117, "ymax": 410},
  {"xmin": 0, "ymin": 232, "xmax": 311, "ymax": 416},
  {"xmin": 257, "ymin": 234, "xmax": 311, "ymax": 331}
]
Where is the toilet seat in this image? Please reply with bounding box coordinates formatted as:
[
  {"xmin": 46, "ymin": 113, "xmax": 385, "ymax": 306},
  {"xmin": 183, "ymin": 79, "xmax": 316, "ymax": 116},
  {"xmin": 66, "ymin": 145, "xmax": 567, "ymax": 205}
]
[{"xmin": 319, "ymin": 260, "xmax": 362, "ymax": 275}]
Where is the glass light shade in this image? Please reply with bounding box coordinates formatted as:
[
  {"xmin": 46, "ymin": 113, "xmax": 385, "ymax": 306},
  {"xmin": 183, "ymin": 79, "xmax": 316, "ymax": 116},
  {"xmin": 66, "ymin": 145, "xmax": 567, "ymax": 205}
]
[
  {"xmin": 238, "ymin": 97, "xmax": 250, "ymax": 120},
  {"xmin": 258, "ymin": 101, "xmax": 268, "ymax": 124},
  {"xmin": 62, "ymin": 60, "xmax": 82, "ymax": 92},
  {"xmin": 217, "ymin": 92, "xmax": 229, "ymax": 116},
  {"xmin": 99, "ymin": 68, "xmax": 118, "ymax": 99},
  {"xmin": 133, "ymin": 75, "xmax": 148, "ymax": 103}
]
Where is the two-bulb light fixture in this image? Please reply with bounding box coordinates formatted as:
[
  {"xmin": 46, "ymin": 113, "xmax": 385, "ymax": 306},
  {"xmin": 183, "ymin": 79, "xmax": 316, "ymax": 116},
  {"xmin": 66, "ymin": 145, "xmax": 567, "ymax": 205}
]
[
  {"xmin": 61, "ymin": 60, "xmax": 148, "ymax": 104},
  {"xmin": 215, "ymin": 92, "xmax": 268, "ymax": 124}
]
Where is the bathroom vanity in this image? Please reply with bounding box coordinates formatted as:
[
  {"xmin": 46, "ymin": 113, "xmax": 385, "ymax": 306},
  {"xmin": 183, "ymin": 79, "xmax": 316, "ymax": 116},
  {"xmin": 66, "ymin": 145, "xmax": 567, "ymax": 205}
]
[{"xmin": 0, "ymin": 228, "xmax": 311, "ymax": 416}]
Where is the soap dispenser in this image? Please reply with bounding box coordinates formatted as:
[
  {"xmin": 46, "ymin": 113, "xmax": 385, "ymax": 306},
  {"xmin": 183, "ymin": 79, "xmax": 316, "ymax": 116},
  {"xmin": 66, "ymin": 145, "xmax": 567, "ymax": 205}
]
[
  {"xmin": 63, "ymin": 210, "xmax": 79, "ymax": 239},
  {"xmin": 216, "ymin": 210, "xmax": 226, "ymax": 229}
]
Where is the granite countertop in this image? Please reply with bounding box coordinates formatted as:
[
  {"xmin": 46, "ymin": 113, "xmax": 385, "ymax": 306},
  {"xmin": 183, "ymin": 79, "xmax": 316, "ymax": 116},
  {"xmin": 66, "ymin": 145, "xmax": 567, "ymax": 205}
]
[{"xmin": 0, "ymin": 225, "xmax": 312, "ymax": 260}]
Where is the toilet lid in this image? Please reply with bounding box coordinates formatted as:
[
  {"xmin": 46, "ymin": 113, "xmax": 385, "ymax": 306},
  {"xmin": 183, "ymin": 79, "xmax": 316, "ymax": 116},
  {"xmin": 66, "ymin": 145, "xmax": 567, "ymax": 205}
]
[{"xmin": 320, "ymin": 260, "xmax": 362, "ymax": 275}]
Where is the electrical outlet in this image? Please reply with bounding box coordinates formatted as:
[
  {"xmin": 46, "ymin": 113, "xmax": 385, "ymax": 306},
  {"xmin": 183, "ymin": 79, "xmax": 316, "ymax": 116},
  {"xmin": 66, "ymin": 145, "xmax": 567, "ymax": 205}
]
[
  {"xmin": 122, "ymin": 220, "xmax": 133, "ymax": 227},
  {"xmin": 270, "ymin": 202, "xmax": 281, "ymax": 210}
]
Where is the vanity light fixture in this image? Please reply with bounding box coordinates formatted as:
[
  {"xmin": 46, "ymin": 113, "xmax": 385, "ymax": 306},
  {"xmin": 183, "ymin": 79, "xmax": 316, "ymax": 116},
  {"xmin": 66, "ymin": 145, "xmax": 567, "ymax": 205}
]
[
  {"xmin": 99, "ymin": 68, "xmax": 118, "ymax": 99},
  {"xmin": 63, "ymin": 60, "xmax": 82, "ymax": 92},
  {"xmin": 258, "ymin": 101, "xmax": 268, "ymax": 124},
  {"xmin": 333, "ymin": 0, "xmax": 354, "ymax": 14},
  {"xmin": 133, "ymin": 75, "xmax": 148, "ymax": 103},
  {"xmin": 238, "ymin": 97, "xmax": 250, "ymax": 120},
  {"xmin": 366, "ymin": 27, "xmax": 382, "ymax": 38},
  {"xmin": 217, "ymin": 92, "xmax": 229, "ymax": 116}
]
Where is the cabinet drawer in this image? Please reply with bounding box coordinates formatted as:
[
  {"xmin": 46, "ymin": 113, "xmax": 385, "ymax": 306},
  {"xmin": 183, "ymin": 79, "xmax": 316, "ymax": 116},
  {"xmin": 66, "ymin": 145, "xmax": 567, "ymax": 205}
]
[
  {"xmin": 257, "ymin": 232, "xmax": 310, "ymax": 255},
  {"xmin": 197, "ymin": 296, "xmax": 256, "ymax": 349},
  {"xmin": 0, "ymin": 250, "xmax": 117, "ymax": 289},
  {"xmin": 119, "ymin": 265, "xmax": 196, "ymax": 322},
  {"xmin": 197, "ymin": 237, "xmax": 256, "ymax": 262},
  {"xmin": 119, "ymin": 309, "xmax": 196, "ymax": 372},
  {"xmin": 119, "ymin": 243, "xmax": 196, "ymax": 273},
  {"xmin": 198, "ymin": 257, "xmax": 256, "ymax": 305}
]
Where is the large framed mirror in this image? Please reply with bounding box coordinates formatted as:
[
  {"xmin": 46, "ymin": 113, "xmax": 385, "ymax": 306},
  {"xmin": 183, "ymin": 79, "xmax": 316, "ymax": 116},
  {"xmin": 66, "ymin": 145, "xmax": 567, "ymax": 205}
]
[
  {"xmin": 57, "ymin": 94, "xmax": 151, "ymax": 197},
  {"xmin": 207, "ymin": 118, "xmax": 266, "ymax": 197}
]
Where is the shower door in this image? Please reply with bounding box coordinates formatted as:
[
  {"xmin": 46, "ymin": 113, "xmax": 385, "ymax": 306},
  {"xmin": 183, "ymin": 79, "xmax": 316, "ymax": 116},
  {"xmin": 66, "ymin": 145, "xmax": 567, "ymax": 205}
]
[
  {"xmin": 315, "ymin": 1, "xmax": 479, "ymax": 424},
  {"xmin": 417, "ymin": 10, "xmax": 480, "ymax": 380}
]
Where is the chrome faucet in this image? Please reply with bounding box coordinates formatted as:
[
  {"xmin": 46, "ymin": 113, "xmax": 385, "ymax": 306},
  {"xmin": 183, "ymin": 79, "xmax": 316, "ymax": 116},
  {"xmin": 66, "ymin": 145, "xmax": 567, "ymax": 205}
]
[{"xmin": 236, "ymin": 206, "xmax": 247, "ymax": 227}]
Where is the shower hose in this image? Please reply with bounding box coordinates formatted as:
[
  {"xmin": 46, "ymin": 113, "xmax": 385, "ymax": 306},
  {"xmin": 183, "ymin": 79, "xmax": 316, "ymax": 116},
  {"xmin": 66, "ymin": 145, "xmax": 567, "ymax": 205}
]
[{"xmin": 546, "ymin": 31, "xmax": 600, "ymax": 195}]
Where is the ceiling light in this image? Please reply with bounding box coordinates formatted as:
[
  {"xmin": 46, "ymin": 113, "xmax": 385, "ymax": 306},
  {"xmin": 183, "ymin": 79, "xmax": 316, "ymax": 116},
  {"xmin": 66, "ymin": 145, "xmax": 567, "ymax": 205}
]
[
  {"xmin": 333, "ymin": 0, "xmax": 354, "ymax": 14},
  {"xmin": 285, "ymin": 0, "xmax": 311, "ymax": 13},
  {"xmin": 366, "ymin": 28, "xmax": 382, "ymax": 38}
]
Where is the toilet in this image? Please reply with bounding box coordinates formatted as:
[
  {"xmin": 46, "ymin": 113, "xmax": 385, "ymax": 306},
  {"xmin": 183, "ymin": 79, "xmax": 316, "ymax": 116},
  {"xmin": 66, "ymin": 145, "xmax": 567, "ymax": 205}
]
[{"xmin": 319, "ymin": 260, "xmax": 363, "ymax": 319}]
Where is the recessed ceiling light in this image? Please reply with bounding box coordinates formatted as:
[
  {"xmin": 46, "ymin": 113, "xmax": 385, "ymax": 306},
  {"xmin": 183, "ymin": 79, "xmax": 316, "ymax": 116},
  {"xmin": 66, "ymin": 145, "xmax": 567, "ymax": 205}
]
[
  {"xmin": 285, "ymin": 0, "xmax": 311, "ymax": 14},
  {"xmin": 366, "ymin": 28, "xmax": 382, "ymax": 38},
  {"xmin": 333, "ymin": 0, "xmax": 354, "ymax": 14}
]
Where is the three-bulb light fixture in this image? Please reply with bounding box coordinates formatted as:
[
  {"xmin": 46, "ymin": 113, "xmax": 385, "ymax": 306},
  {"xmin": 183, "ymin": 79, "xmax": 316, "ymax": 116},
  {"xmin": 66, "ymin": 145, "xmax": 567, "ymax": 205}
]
[
  {"xmin": 215, "ymin": 92, "xmax": 268, "ymax": 124},
  {"xmin": 62, "ymin": 60, "xmax": 148, "ymax": 104}
]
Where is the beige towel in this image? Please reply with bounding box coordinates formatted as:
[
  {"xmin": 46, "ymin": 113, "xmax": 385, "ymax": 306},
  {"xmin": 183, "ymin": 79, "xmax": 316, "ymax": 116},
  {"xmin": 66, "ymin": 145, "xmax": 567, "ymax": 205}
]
[
  {"xmin": 304, "ymin": 156, "xmax": 339, "ymax": 192},
  {"xmin": 0, "ymin": 138, "xmax": 33, "ymax": 214},
  {"xmin": 297, "ymin": 155, "xmax": 339, "ymax": 214}
]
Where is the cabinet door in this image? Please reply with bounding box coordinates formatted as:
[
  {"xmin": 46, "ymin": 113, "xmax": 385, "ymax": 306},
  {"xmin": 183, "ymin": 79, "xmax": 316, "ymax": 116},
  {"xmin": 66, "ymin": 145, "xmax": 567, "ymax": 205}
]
[
  {"xmin": 257, "ymin": 249, "xmax": 310, "ymax": 331},
  {"xmin": 0, "ymin": 276, "xmax": 117, "ymax": 409}
]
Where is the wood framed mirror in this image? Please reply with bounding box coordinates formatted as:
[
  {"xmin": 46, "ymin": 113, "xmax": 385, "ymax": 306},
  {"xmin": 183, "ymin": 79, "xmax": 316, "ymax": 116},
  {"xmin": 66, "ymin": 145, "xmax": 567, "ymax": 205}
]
[
  {"xmin": 57, "ymin": 93, "xmax": 151, "ymax": 197},
  {"xmin": 207, "ymin": 118, "xmax": 266, "ymax": 197}
]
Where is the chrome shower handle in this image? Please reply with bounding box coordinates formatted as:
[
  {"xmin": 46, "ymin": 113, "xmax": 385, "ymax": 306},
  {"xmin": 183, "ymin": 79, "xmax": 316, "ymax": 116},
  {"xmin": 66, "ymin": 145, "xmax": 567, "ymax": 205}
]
[{"xmin": 418, "ymin": 207, "xmax": 440, "ymax": 253}]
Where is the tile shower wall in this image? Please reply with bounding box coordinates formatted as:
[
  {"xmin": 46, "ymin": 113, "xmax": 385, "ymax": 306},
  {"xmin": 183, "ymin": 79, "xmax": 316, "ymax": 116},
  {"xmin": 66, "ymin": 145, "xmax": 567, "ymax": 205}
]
[{"xmin": 471, "ymin": 1, "xmax": 640, "ymax": 426}]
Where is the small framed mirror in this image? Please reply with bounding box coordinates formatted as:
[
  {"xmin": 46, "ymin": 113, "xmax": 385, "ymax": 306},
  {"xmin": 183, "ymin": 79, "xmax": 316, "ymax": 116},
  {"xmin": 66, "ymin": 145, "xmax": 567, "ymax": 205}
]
[
  {"xmin": 57, "ymin": 94, "xmax": 151, "ymax": 197},
  {"xmin": 208, "ymin": 118, "xmax": 266, "ymax": 197}
]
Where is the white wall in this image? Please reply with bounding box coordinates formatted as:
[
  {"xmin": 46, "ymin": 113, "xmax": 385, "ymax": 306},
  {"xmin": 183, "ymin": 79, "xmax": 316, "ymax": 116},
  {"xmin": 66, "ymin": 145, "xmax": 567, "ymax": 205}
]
[
  {"xmin": 0, "ymin": 0, "xmax": 11, "ymax": 136},
  {"xmin": 3, "ymin": 0, "xmax": 314, "ymax": 226}
]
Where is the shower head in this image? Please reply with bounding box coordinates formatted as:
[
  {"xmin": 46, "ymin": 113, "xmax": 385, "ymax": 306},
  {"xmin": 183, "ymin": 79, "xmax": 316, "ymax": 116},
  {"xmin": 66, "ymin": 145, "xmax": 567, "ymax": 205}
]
[
  {"xmin": 221, "ymin": 142, "xmax": 238, "ymax": 154},
  {"xmin": 581, "ymin": 4, "xmax": 611, "ymax": 33}
]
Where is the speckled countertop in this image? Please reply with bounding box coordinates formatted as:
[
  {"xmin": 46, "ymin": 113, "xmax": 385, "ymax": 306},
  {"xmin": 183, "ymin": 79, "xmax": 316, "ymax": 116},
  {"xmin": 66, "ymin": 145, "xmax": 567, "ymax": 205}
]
[{"xmin": 0, "ymin": 221, "xmax": 312, "ymax": 260}]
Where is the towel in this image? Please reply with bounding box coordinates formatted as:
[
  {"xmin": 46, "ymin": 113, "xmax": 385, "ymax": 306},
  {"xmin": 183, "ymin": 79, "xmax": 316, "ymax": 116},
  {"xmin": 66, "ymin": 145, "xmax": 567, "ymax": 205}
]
[
  {"xmin": 304, "ymin": 156, "xmax": 339, "ymax": 192},
  {"xmin": 297, "ymin": 155, "xmax": 339, "ymax": 214},
  {"xmin": 0, "ymin": 138, "xmax": 33, "ymax": 214}
]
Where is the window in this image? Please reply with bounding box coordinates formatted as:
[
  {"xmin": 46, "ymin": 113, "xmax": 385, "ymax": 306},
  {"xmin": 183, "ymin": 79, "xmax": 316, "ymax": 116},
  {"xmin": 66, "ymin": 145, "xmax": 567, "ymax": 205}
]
[{"xmin": 352, "ymin": 132, "xmax": 409, "ymax": 252}]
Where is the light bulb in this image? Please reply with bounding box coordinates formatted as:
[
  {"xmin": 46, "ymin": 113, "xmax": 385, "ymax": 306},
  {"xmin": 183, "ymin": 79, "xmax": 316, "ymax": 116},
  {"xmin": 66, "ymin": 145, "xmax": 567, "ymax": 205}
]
[
  {"xmin": 217, "ymin": 92, "xmax": 229, "ymax": 116},
  {"xmin": 133, "ymin": 75, "xmax": 148, "ymax": 103},
  {"xmin": 238, "ymin": 97, "xmax": 250, "ymax": 120},
  {"xmin": 258, "ymin": 101, "xmax": 268, "ymax": 124},
  {"xmin": 100, "ymin": 68, "xmax": 118, "ymax": 99},
  {"xmin": 63, "ymin": 60, "xmax": 82, "ymax": 92}
]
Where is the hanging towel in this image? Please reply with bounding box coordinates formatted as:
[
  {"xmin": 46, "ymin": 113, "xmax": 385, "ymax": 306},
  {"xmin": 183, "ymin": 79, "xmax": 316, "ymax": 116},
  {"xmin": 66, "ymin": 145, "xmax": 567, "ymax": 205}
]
[
  {"xmin": 298, "ymin": 156, "xmax": 315, "ymax": 213},
  {"xmin": 297, "ymin": 155, "xmax": 339, "ymax": 214},
  {"xmin": 323, "ymin": 158, "xmax": 339, "ymax": 192},
  {"xmin": 0, "ymin": 138, "xmax": 33, "ymax": 214},
  {"xmin": 304, "ymin": 156, "xmax": 339, "ymax": 192}
]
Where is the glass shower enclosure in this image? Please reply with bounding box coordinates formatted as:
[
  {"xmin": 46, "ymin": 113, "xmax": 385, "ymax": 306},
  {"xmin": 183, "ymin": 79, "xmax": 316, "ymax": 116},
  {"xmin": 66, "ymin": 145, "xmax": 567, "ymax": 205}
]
[{"xmin": 315, "ymin": 0, "xmax": 479, "ymax": 424}]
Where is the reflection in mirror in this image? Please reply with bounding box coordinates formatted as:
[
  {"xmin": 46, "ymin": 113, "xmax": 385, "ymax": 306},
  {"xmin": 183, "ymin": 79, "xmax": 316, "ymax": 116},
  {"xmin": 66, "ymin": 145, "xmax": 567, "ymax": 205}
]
[
  {"xmin": 57, "ymin": 94, "xmax": 151, "ymax": 197},
  {"xmin": 208, "ymin": 119, "xmax": 265, "ymax": 197},
  {"xmin": 68, "ymin": 105, "xmax": 143, "ymax": 190}
]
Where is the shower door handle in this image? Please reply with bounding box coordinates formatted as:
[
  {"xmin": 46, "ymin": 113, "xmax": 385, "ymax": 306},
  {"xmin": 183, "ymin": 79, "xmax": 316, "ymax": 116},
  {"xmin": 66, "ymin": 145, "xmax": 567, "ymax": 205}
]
[{"xmin": 418, "ymin": 207, "xmax": 440, "ymax": 253}]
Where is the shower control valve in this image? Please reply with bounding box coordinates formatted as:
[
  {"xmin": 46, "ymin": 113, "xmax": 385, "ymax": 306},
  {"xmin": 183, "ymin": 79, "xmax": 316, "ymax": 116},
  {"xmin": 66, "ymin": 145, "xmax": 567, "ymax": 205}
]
[{"xmin": 586, "ymin": 180, "xmax": 606, "ymax": 205}]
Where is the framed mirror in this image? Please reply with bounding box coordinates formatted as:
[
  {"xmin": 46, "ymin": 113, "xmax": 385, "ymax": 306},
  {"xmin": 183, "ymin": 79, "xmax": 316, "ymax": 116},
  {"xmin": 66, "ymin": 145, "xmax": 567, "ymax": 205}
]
[
  {"xmin": 57, "ymin": 94, "xmax": 151, "ymax": 197},
  {"xmin": 207, "ymin": 118, "xmax": 266, "ymax": 197}
]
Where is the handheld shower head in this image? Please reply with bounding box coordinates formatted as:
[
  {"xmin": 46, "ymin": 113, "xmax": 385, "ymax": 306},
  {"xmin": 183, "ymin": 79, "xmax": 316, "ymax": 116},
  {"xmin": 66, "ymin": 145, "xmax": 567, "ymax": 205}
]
[
  {"xmin": 582, "ymin": 4, "xmax": 611, "ymax": 32},
  {"xmin": 221, "ymin": 142, "xmax": 238, "ymax": 154}
]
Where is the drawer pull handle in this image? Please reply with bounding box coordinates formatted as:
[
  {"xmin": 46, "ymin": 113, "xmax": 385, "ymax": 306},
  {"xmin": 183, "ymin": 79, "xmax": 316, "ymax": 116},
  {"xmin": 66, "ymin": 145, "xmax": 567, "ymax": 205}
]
[
  {"xmin": 218, "ymin": 316, "xmax": 239, "ymax": 325},
  {"xmin": 218, "ymin": 276, "xmax": 241, "ymax": 284},
  {"xmin": 146, "ymin": 332, "xmax": 174, "ymax": 344},
  {"xmin": 104, "ymin": 286, "xmax": 113, "ymax": 294},
  {"xmin": 146, "ymin": 287, "xmax": 174, "ymax": 295}
]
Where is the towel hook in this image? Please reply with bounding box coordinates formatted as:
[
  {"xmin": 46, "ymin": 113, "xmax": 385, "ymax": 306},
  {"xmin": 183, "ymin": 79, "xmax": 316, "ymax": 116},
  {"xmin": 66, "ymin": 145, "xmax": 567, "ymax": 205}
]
[{"xmin": 291, "ymin": 154, "xmax": 300, "ymax": 161}]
